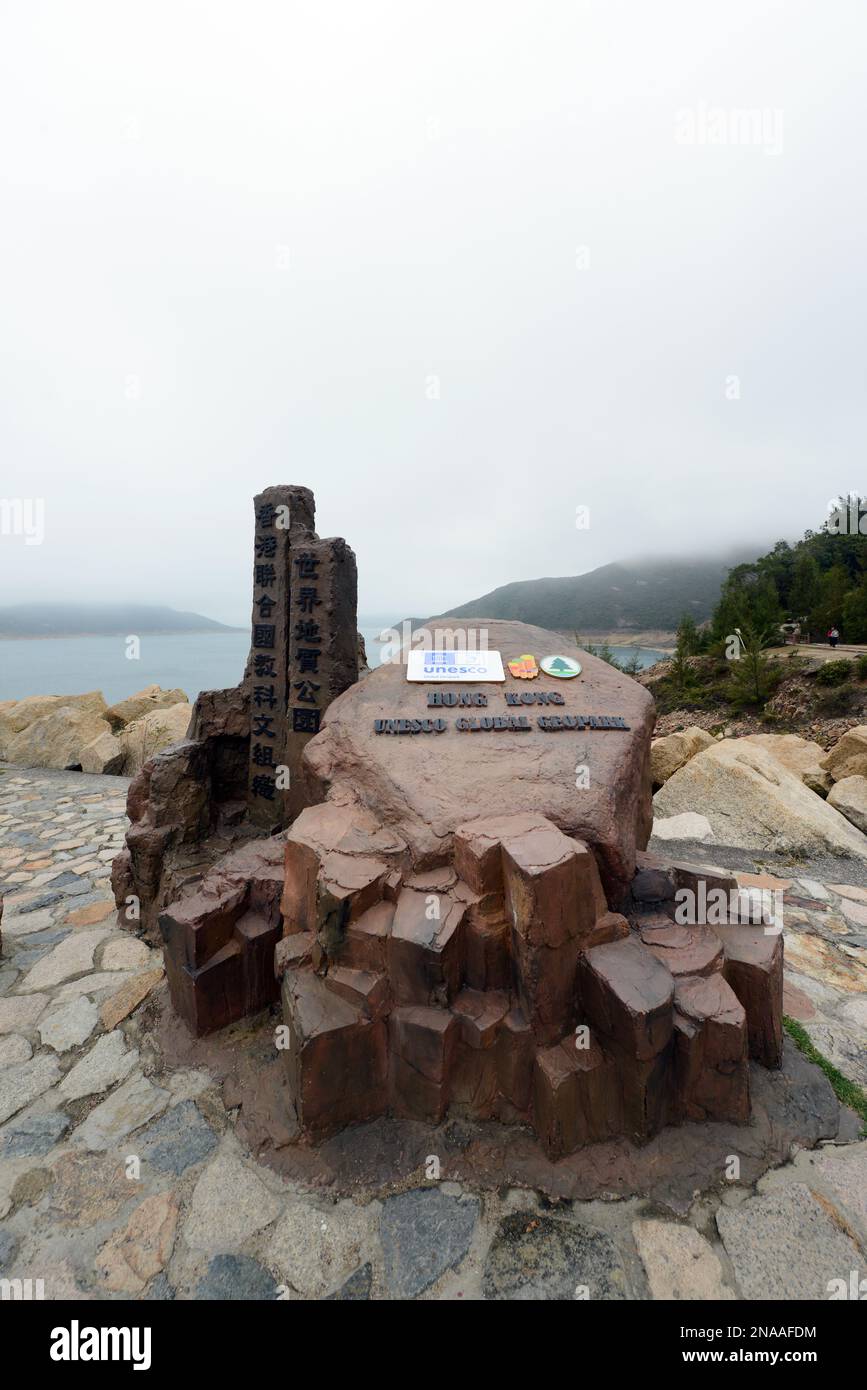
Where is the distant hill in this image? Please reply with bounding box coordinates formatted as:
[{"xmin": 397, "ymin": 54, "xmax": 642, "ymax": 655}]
[
  {"xmin": 0, "ymin": 604, "xmax": 241, "ymax": 638},
  {"xmin": 445, "ymin": 557, "xmax": 746, "ymax": 635}
]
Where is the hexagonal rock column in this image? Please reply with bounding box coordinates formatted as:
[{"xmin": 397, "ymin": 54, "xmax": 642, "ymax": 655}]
[
  {"xmin": 707, "ymin": 923, "xmax": 784, "ymax": 1068},
  {"xmin": 282, "ymin": 970, "xmax": 388, "ymax": 1138},
  {"xmin": 158, "ymin": 838, "xmax": 284, "ymax": 1034},
  {"xmin": 273, "ymin": 791, "xmax": 781, "ymax": 1155},
  {"xmin": 577, "ymin": 936, "xmax": 675, "ymax": 1142},
  {"xmin": 672, "ymin": 973, "xmax": 750, "ymax": 1124}
]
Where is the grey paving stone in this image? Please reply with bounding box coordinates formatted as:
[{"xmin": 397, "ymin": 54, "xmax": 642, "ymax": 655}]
[
  {"xmin": 807, "ymin": 1140, "xmax": 867, "ymax": 1239},
  {"xmin": 483, "ymin": 1210, "xmax": 629, "ymax": 1301},
  {"xmin": 325, "ymin": 1262, "xmax": 372, "ymax": 1301},
  {"xmin": 142, "ymin": 1273, "xmax": 175, "ymax": 1301},
  {"xmin": 16, "ymin": 928, "xmax": 71, "ymax": 951},
  {"xmin": 8, "ymin": 945, "xmax": 53, "ymax": 971},
  {"xmin": 136, "ymin": 1100, "xmax": 218, "ymax": 1175},
  {"xmin": 717, "ymin": 1183, "xmax": 863, "ymax": 1300},
  {"xmin": 380, "ymin": 1188, "xmax": 479, "ymax": 1299},
  {"xmin": 11, "ymin": 892, "xmax": 63, "ymax": 913},
  {"xmin": 194, "ymin": 1254, "xmax": 278, "ymax": 1301},
  {"xmin": 0, "ymin": 1227, "xmax": 20, "ymax": 1269},
  {"xmin": 0, "ymin": 1052, "xmax": 62, "ymax": 1124},
  {"xmin": 0, "ymin": 1109, "xmax": 70, "ymax": 1158}
]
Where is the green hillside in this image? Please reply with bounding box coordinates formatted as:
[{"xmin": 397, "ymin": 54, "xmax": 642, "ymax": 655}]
[{"xmin": 446, "ymin": 557, "xmax": 742, "ymax": 634}]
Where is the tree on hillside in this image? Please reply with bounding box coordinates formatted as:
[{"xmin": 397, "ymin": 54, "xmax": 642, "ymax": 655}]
[
  {"xmin": 712, "ymin": 567, "xmax": 782, "ymax": 643},
  {"xmin": 675, "ymin": 612, "xmax": 702, "ymax": 656},
  {"xmin": 842, "ymin": 577, "xmax": 867, "ymax": 642},
  {"xmin": 788, "ymin": 551, "xmax": 821, "ymax": 620},
  {"xmin": 710, "ymin": 501, "xmax": 867, "ymax": 645},
  {"xmin": 727, "ymin": 622, "xmax": 777, "ymax": 708},
  {"xmin": 811, "ymin": 563, "xmax": 849, "ymax": 635}
]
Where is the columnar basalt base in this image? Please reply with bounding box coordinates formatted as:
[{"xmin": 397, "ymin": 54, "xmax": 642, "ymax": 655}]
[
  {"xmin": 136, "ymin": 602, "xmax": 784, "ymax": 1160},
  {"xmin": 265, "ymin": 805, "xmax": 782, "ymax": 1157}
]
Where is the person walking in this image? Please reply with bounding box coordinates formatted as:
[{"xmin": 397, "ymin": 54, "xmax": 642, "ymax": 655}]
[{"xmin": 828, "ymin": 626, "xmax": 840, "ymax": 649}]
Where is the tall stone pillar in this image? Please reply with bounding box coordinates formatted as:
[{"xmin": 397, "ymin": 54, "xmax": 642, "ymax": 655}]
[
  {"xmin": 286, "ymin": 536, "xmax": 358, "ymax": 819},
  {"xmin": 246, "ymin": 486, "xmax": 315, "ymax": 828}
]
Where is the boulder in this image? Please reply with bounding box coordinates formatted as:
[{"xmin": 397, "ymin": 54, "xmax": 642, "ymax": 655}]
[
  {"xmin": 0, "ymin": 691, "xmax": 108, "ymax": 757},
  {"xmin": 821, "ymin": 726, "xmax": 867, "ymax": 783},
  {"xmin": 740, "ymin": 733, "xmax": 833, "ymax": 796},
  {"xmin": 80, "ymin": 729, "xmax": 125, "ymax": 775},
  {"xmin": 827, "ymin": 776, "xmax": 867, "ymax": 835},
  {"xmin": 303, "ymin": 618, "xmax": 655, "ymax": 900},
  {"xmin": 653, "ymin": 739, "xmax": 867, "ymax": 860},
  {"xmin": 652, "ymin": 811, "xmax": 714, "ymax": 842},
  {"xmin": 650, "ymin": 727, "xmax": 714, "ymax": 787},
  {"xmin": 105, "ymin": 685, "xmax": 189, "ymax": 730},
  {"xmin": 120, "ymin": 703, "xmax": 193, "ymax": 776},
  {"xmin": 4, "ymin": 707, "xmax": 114, "ymax": 770}
]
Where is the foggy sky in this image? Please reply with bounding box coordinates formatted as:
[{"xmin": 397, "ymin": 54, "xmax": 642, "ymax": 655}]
[{"xmin": 1, "ymin": 1, "xmax": 865, "ymax": 627}]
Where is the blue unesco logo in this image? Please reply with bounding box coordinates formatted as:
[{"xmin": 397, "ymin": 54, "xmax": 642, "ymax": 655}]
[{"xmin": 423, "ymin": 652, "xmax": 488, "ymax": 674}]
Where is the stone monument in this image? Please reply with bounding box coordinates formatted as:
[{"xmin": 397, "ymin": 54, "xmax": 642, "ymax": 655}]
[{"xmin": 121, "ymin": 499, "xmax": 783, "ymax": 1160}]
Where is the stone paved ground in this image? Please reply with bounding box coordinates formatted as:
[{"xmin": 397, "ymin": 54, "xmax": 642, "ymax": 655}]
[{"xmin": 0, "ymin": 764, "xmax": 865, "ymax": 1301}]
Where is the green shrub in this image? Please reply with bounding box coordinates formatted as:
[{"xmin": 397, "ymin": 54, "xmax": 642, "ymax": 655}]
[
  {"xmin": 816, "ymin": 682, "xmax": 855, "ymax": 714},
  {"xmin": 856, "ymin": 654, "xmax": 867, "ymax": 680},
  {"xmin": 815, "ymin": 659, "xmax": 854, "ymax": 686}
]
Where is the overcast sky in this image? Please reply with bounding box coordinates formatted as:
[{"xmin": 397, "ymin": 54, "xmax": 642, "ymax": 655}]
[{"xmin": 1, "ymin": 1, "xmax": 864, "ymax": 626}]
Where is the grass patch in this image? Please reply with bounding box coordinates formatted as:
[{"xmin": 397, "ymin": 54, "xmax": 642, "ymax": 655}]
[{"xmin": 783, "ymin": 1015, "xmax": 867, "ymax": 1134}]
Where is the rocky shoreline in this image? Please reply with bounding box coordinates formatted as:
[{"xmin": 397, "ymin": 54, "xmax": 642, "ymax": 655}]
[{"xmin": 0, "ymin": 685, "xmax": 192, "ymax": 779}]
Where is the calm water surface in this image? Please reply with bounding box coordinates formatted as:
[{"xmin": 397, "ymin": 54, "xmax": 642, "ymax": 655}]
[{"xmin": 0, "ymin": 629, "xmax": 664, "ymax": 704}]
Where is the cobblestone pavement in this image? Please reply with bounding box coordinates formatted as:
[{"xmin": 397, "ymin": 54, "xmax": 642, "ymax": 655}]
[{"xmin": 0, "ymin": 765, "xmax": 865, "ymax": 1301}]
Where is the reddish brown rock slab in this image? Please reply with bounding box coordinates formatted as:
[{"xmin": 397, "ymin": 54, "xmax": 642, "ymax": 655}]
[
  {"xmin": 639, "ymin": 921, "xmax": 724, "ymax": 978},
  {"xmin": 533, "ymin": 1036, "xmax": 621, "ymax": 1158},
  {"xmin": 585, "ymin": 911, "xmax": 630, "ymax": 949},
  {"xmin": 323, "ymin": 965, "xmax": 389, "ymax": 1019},
  {"xmin": 281, "ymin": 802, "xmax": 406, "ymax": 931},
  {"xmin": 454, "ymin": 818, "xmax": 513, "ymax": 895},
  {"xmin": 610, "ymin": 1041, "xmax": 672, "ymax": 1144},
  {"xmin": 387, "ymin": 887, "xmax": 465, "ymax": 1006},
  {"xmin": 302, "ymin": 619, "xmax": 654, "ymax": 899},
  {"xmin": 342, "ymin": 900, "xmax": 394, "ymax": 972},
  {"xmin": 500, "ymin": 820, "xmax": 598, "ymax": 949},
  {"xmin": 496, "ymin": 1007, "xmax": 534, "ymax": 1115},
  {"xmin": 510, "ymin": 928, "xmax": 581, "ymax": 1047},
  {"xmin": 282, "ymin": 969, "xmax": 387, "ymax": 1138},
  {"xmin": 451, "ymin": 989, "xmax": 510, "ymax": 1048},
  {"xmin": 670, "ymin": 861, "xmax": 739, "ymax": 921},
  {"xmin": 166, "ymin": 938, "xmax": 244, "ymax": 1035},
  {"xmin": 389, "ymin": 1005, "xmax": 457, "ymax": 1122},
  {"xmin": 579, "ymin": 936, "xmax": 674, "ymax": 1060},
  {"xmin": 218, "ymin": 836, "xmax": 286, "ymax": 900},
  {"xmin": 673, "ymin": 974, "xmax": 749, "ymax": 1124},
  {"xmin": 708, "ymin": 924, "xmax": 783, "ymax": 1069},
  {"xmin": 464, "ymin": 914, "xmax": 510, "ymax": 991},
  {"xmin": 159, "ymin": 876, "xmax": 248, "ymax": 971},
  {"xmin": 317, "ymin": 850, "xmax": 390, "ymax": 921},
  {"xmin": 275, "ymin": 931, "xmax": 315, "ymax": 978},
  {"xmin": 451, "ymin": 1043, "xmax": 500, "ymax": 1118},
  {"xmin": 233, "ymin": 910, "xmax": 282, "ymax": 1014}
]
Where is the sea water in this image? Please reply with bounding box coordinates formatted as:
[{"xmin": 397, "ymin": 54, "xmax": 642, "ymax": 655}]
[{"xmin": 0, "ymin": 628, "xmax": 664, "ymax": 705}]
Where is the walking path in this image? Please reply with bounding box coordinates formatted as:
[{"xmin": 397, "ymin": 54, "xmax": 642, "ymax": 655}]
[{"xmin": 0, "ymin": 765, "xmax": 864, "ymax": 1300}]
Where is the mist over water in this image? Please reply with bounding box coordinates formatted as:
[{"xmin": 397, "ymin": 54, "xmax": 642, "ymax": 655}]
[{"xmin": 0, "ymin": 627, "xmax": 664, "ymax": 704}]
